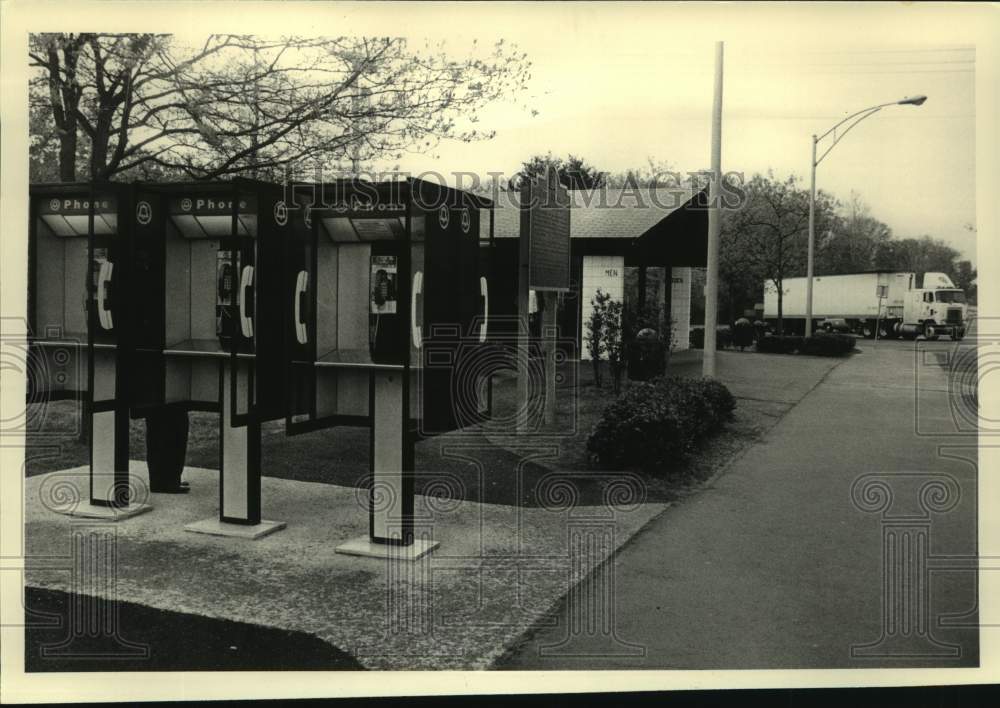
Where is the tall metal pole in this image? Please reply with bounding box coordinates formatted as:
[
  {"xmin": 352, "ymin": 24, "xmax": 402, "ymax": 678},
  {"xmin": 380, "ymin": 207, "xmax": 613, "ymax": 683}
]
[
  {"xmin": 702, "ymin": 41, "xmax": 724, "ymax": 378},
  {"xmin": 803, "ymin": 96, "xmax": 924, "ymax": 338},
  {"xmin": 805, "ymin": 135, "xmax": 817, "ymax": 337}
]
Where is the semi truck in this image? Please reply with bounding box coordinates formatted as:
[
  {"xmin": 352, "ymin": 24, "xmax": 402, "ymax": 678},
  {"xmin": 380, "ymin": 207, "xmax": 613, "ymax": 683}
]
[{"xmin": 762, "ymin": 271, "xmax": 967, "ymax": 340}]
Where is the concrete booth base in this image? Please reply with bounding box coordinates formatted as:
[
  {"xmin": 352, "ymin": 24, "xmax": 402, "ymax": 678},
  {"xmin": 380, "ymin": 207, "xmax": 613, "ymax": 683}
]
[
  {"xmin": 184, "ymin": 518, "xmax": 288, "ymax": 540},
  {"xmin": 335, "ymin": 535, "xmax": 440, "ymax": 561},
  {"xmin": 65, "ymin": 502, "xmax": 154, "ymax": 521}
]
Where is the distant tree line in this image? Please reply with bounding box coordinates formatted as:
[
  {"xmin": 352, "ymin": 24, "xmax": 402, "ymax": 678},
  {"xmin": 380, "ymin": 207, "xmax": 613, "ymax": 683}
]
[
  {"xmin": 718, "ymin": 172, "xmax": 977, "ymax": 324},
  {"xmin": 516, "ymin": 156, "xmax": 977, "ymax": 329}
]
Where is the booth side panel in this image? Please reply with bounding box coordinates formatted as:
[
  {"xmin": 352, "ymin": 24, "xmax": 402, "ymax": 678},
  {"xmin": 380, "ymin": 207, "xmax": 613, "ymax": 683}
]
[
  {"xmin": 34, "ymin": 220, "xmax": 68, "ymax": 335},
  {"xmin": 189, "ymin": 240, "xmax": 220, "ymax": 342},
  {"xmin": 128, "ymin": 191, "xmax": 167, "ymax": 416},
  {"xmin": 457, "ymin": 208, "xmax": 481, "ymax": 339},
  {"xmin": 419, "ymin": 201, "xmax": 479, "ymax": 434},
  {"xmin": 63, "ymin": 238, "xmax": 89, "ymax": 337},
  {"xmin": 316, "ymin": 241, "xmax": 339, "ymax": 356},
  {"xmin": 252, "ymin": 187, "xmax": 288, "ymax": 422},
  {"xmin": 337, "ymin": 244, "xmax": 370, "ymax": 351},
  {"xmin": 164, "ymin": 225, "xmax": 191, "ymax": 347},
  {"xmin": 31, "ymin": 213, "xmax": 85, "ymax": 397}
]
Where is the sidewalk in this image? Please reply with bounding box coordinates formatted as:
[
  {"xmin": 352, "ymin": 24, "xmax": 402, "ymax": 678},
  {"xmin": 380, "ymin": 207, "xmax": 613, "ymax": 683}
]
[{"xmin": 496, "ymin": 340, "xmax": 979, "ymax": 668}]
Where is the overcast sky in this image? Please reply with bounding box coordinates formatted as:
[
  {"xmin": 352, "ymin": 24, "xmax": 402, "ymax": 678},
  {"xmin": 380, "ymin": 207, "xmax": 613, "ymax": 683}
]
[
  {"xmin": 391, "ymin": 35, "xmax": 976, "ymax": 263},
  {"xmin": 69, "ymin": 3, "xmax": 988, "ymax": 265}
]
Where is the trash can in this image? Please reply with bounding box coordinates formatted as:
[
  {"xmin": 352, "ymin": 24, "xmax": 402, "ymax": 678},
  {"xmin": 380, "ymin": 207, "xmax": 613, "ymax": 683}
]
[
  {"xmin": 145, "ymin": 405, "xmax": 190, "ymax": 493},
  {"xmin": 733, "ymin": 317, "xmax": 754, "ymax": 351},
  {"xmin": 627, "ymin": 328, "xmax": 665, "ymax": 381}
]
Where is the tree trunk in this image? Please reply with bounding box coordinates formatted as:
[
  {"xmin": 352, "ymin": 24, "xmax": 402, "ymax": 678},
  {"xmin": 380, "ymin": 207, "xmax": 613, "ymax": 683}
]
[
  {"xmin": 776, "ymin": 284, "xmax": 784, "ymax": 336},
  {"xmin": 45, "ymin": 37, "xmax": 86, "ymax": 182},
  {"xmin": 90, "ymin": 118, "xmax": 111, "ymax": 180},
  {"xmin": 58, "ymin": 127, "xmax": 78, "ymax": 181}
]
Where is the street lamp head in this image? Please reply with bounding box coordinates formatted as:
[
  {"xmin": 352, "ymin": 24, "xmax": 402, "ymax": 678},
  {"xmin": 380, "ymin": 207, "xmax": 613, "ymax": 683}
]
[{"xmin": 898, "ymin": 95, "xmax": 928, "ymax": 106}]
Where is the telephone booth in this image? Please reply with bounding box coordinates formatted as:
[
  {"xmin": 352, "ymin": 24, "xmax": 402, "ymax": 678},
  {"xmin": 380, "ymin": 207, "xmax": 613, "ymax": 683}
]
[
  {"xmin": 129, "ymin": 178, "xmax": 289, "ymax": 537},
  {"xmin": 28, "ymin": 183, "xmax": 148, "ymax": 518},
  {"xmin": 283, "ymin": 178, "xmax": 492, "ymax": 557}
]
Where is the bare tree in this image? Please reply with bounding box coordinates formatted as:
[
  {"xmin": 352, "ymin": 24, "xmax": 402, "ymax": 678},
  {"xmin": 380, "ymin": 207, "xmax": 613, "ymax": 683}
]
[
  {"xmin": 724, "ymin": 172, "xmax": 838, "ymax": 335},
  {"xmin": 30, "ymin": 34, "xmax": 532, "ymax": 181}
]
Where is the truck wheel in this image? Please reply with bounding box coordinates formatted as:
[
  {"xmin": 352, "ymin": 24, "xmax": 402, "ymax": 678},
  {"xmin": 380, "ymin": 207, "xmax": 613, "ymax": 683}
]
[
  {"xmin": 878, "ymin": 323, "xmax": 892, "ymax": 339},
  {"xmin": 861, "ymin": 323, "xmax": 874, "ymax": 338},
  {"xmin": 924, "ymin": 323, "xmax": 939, "ymax": 341},
  {"xmin": 952, "ymin": 329, "xmax": 965, "ymax": 341}
]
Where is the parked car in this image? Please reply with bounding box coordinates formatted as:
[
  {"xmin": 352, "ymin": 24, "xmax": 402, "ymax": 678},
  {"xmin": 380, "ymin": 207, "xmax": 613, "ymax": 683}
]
[{"xmin": 819, "ymin": 317, "xmax": 851, "ymax": 334}]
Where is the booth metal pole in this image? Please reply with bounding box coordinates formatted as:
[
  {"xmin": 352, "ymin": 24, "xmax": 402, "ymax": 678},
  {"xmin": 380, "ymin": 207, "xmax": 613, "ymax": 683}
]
[{"xmin": 335, "ymin": 363, "xmax": 436, "ymax": 561}]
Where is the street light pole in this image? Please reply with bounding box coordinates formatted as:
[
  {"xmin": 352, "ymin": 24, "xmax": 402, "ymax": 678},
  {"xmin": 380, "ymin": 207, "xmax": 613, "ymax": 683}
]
[
  {"xmin": 806, "ymin": 135, "xmax": 817, "ymax": 337},
  {"xmin": 703, "ymin": 41, "xmax": 724, "ymax": 378},
  {"xmin": 804, "ymin": 95, "xmax": 926, "ymax": 338}
]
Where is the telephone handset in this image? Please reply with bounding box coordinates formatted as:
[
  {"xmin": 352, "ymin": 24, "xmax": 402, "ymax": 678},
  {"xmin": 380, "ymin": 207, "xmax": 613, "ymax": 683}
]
[
  {"xmin": 294, "ymin": 270, "xmax": 309, "ymax": 345},
  {"xmin": 238, "ymin": 265, "xmax": 255, "ymax": 339},
  {"xmin": 411, "ymin": 271, "xmax": 423, "ymax": 349},
  {"xmin": 97, "ymin": 260, "xmax": 114, "ymax": 331},
  {"xmin": 478, "ymin": 276, "xmax": 488, "ymax": 344}
]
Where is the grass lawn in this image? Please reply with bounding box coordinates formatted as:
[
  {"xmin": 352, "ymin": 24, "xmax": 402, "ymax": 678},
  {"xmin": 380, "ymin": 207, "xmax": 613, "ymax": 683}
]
[
  {"xmin": 24, "ymin": 587, "xmax": 363, "ymax": 672},
  {"xmin": 24, "ymin": 355, "xmax": 780, "ymax": 507}
]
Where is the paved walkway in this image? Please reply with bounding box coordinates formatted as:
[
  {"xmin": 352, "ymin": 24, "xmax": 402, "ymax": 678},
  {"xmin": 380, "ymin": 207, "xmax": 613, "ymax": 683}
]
[{"xmin": 497, "ymin": 340, "xmax": 979, "ymax": 669}]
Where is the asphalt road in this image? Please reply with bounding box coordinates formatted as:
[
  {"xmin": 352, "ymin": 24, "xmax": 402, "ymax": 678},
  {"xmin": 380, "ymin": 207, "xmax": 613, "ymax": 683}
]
[{"xmin": 497, "ymin": 336, "xmax": 980, "ymax": 669}]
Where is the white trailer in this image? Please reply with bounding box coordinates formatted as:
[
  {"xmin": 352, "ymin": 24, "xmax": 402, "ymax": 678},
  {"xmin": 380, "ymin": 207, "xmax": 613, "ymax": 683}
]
[{"xmin": 763, "ymin": 271, "xmax": 967, "ymax": 339}]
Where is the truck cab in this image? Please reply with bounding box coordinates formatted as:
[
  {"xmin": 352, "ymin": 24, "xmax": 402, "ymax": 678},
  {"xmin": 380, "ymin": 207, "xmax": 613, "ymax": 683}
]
[{"xmin": 902, "ymin": 272, "xmax": 967, "ymax": 340}]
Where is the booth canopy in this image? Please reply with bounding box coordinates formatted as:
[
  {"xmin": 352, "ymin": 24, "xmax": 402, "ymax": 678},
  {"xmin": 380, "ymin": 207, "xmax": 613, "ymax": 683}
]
[
  {"xmin": 485, "ymin": 186, "xmax": 709, "ymax": 267},
  {"xmin": 33, "ymin": 183, "xmax": 120, "ymax": 237}
]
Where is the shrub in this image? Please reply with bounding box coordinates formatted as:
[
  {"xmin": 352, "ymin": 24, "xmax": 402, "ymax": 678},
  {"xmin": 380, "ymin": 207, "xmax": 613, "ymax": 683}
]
[
  {"xmin": 800, "ymin": 333, "xmax": 856, "ymax": 356},
  {"xmin": 716, "ymin": 326, "xmax": 733, "ymax": 349},
  {"xmin": 690, "ymin": 326, "xmax": 733, "ymax": 351},
  {"xmin": 755, "ymin": 335, "xmax": 803, "ymax": 354},
  {"xmin": 586, "ymin": 288, "xmax": 611, "ymax": 387},
  {"xmin": 587, "ymin": 375, "xmax": 737, "ymax": 475},
  {"xmin": 604, "ymin": 299, "xmax": 626, "ymax": 394}
]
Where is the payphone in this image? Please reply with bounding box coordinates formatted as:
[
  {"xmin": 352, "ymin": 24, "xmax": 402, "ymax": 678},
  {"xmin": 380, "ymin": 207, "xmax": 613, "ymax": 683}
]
[
  {"xmin": 283, "ymin": 178, "xmax": 493, "ymax": 557},
  {"xmin": 29, "ymin": 176, "xmax": 493, "ymax": 552},
  {"xmin": 29, "ymin": 183, "xmax": 148, "ymax": 518},
  {"xmin": 129, "ymin": 179, "xmax": 288, "ymax": 537},
  {"xmin": 284, "ymin": 179, "xmax": 491, "ymax": 429}
]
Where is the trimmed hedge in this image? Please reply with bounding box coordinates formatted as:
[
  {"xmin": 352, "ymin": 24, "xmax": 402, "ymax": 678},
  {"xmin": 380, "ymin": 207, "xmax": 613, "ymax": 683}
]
[
  {"xmin": 800, "ymin": 333, "xmax": 856, "ymax": 356},
  {"xmin": 587, "ymin": 376, "xmax": 737, "ymax": 475},
  {"xmin": 756, "ymin": 335, "xmax": 803, "ymax": 354},
  {"xmin": 755, "ymin": 333, "xmax": 856, "ymax": 356},
  {"xmin": 690, "ymin": 326, "xmax": 733, "ymax": 350}
]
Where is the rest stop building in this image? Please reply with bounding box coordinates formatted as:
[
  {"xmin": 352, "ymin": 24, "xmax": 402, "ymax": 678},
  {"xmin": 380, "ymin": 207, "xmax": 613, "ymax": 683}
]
[{"xmin": 481, "ymin": 186, "xmax": 709, "ymax": 357}]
